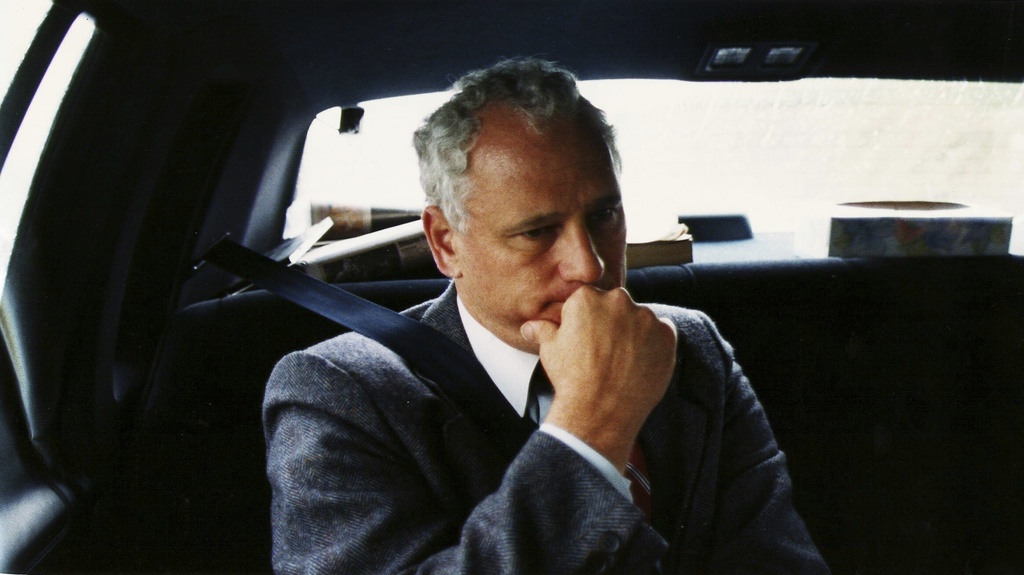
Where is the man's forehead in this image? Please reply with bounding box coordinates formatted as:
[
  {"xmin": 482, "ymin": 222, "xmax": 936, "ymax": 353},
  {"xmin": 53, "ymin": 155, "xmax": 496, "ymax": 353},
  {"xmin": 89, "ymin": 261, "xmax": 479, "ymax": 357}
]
[
  {"xmin": 457, "ymin": 105, "xmax": 619, "ymax": 225},
  {"xmin": 468, "ymin": 117, "xmax": 613, "ymax": 175}
]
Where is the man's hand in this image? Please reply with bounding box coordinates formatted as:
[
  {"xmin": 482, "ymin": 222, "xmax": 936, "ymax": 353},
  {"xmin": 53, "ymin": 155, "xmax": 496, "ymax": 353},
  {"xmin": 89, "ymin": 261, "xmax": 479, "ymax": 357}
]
[{"xmin": 520, "ymin": 286, "xmax": 677, "ymax": 472}]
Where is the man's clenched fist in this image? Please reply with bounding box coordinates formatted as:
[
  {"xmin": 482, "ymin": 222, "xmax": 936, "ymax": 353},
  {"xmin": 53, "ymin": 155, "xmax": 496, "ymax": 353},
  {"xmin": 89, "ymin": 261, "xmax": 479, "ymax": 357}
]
[{"xmin": 520, "ymin": 286, "xmax": 677, "ymax": 472}]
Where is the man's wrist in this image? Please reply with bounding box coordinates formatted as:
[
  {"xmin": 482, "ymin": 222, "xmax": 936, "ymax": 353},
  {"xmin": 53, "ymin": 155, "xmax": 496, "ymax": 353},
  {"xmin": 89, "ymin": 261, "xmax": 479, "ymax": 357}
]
[
  {"xmin": 543, "ymin": 405, "xmax": 639, "ymax": 472},
  {"xmin": 539, "ymin": 423, "xmax": 633, "ymax": 502}
]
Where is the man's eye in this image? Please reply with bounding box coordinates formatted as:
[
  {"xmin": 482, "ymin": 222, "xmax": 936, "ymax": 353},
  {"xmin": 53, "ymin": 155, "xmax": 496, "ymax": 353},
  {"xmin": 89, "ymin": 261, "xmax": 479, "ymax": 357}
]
[
  {"xmin": 522, "ymin": 227, "xmax": 552, "ymax": 239},
  {"xmin": 590, "ymin": 207, "xmax": 621, "ymax": 226}
]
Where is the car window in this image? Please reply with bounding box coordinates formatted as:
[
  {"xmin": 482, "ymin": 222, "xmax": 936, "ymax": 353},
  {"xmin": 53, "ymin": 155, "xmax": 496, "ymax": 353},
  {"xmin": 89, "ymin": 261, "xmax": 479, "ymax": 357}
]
[
  {"xmin": 0, "ymin": 8, "xmax": 95, "ymax": 295},
  {"xmin": 288, "ymin": 78, "xmax": 1024, "ymax": 246},
  {"xmin": 1, "ymin": 1, "xmax": 51, "ymax": 96}
]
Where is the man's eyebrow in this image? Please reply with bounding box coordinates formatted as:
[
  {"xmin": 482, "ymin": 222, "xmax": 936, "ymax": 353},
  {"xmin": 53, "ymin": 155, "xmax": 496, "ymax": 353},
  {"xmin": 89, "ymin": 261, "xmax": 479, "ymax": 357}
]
[
  {"xmin": 503, "ymin": 211, "xmax": 563, "ymax": 235},
  {"xmin": 503, "ymin": 193, "xmax": 623, "ymax": 235}
]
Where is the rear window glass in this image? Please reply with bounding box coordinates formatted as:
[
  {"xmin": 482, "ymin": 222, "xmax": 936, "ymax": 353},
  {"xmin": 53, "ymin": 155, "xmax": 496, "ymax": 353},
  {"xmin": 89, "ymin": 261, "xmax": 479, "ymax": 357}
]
[{"xmin": 288, "ymin": 78, "xmax": 1024, "ymax": 240}]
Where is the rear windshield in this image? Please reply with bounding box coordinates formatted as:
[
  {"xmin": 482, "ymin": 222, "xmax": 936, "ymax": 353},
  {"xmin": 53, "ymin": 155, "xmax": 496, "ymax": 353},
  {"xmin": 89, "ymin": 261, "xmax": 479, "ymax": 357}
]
[{"xmin": 289, "ymin": 78, "xmax": 1024, "ymax": 239}]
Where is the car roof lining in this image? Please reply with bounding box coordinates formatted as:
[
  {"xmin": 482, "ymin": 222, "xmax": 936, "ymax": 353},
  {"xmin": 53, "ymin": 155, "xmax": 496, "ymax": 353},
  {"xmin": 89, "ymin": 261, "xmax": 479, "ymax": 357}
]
[{"xmin": 73, "ymin": 0, "xmax": 1024, "ymax": 111}]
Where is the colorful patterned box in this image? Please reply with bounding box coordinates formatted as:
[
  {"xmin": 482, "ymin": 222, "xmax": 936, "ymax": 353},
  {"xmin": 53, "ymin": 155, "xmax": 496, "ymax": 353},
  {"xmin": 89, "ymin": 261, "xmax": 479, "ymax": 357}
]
[
  {"xmin": 794, "ymin": 200, "xmax": 1011, "ymax": 255},
  {"xmin": 799, "ymin": 202, "xmax": 1013, "ymax": 258}
]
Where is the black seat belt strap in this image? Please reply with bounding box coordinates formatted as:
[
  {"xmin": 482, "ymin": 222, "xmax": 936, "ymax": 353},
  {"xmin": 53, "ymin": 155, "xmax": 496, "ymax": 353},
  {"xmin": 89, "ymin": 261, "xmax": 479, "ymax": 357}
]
[{"xmin": 200, "ymin": 236, "xmax": 534, "ymax": 457}]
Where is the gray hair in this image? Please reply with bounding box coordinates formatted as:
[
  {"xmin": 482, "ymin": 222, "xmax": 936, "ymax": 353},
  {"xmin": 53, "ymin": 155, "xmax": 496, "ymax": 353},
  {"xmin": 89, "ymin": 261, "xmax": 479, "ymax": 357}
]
[{"xmin": 413, "ymin": 58, "xmax": 620, "ymax": 232}]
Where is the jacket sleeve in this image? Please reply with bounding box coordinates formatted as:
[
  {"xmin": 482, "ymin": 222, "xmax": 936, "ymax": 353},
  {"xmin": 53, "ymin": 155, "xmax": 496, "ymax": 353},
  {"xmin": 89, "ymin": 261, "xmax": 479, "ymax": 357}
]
[
  {"xmin": 263, "ymin": 349, "xmax": 668, "ymax": 575},
  {"xmin": 694, "ymin": 314, "xmax": 831, "ymax": 574}
]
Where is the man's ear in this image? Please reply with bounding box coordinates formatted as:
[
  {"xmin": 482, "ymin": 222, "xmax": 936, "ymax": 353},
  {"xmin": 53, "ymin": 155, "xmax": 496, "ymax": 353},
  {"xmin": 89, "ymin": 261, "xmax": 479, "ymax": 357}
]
[{"xmin": 422, "ymin": 205, "xmax": 462, "ymax": 278}]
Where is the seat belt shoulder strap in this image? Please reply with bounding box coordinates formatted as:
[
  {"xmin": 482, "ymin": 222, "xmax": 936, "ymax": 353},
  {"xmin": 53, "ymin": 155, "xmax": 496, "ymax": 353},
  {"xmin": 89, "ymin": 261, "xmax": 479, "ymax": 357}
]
[{"xmin": 200, "ymin": 237, "xmax": 534, "ymax": 457}]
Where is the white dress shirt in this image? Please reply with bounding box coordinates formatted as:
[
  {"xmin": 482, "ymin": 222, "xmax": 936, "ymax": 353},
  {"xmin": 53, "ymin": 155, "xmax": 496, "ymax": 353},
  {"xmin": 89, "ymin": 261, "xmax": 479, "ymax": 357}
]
[{"xmin": 456, "ymin": 296, "xmax": 632, "ymax": 500}]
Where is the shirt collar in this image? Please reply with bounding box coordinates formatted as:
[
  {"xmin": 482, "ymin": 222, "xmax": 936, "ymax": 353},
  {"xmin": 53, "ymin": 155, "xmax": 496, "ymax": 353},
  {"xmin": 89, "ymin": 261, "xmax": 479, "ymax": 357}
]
[{"xmin": 457, "ymin": 296, "xmax": 539, "ymax": 417}]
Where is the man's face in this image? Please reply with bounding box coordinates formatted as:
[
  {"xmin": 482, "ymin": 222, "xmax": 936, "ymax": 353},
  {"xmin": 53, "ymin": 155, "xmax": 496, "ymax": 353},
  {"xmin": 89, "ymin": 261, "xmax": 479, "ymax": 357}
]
[{"xmin": 427, "ymin": 104, "xmax": 627, "ymax": 354}]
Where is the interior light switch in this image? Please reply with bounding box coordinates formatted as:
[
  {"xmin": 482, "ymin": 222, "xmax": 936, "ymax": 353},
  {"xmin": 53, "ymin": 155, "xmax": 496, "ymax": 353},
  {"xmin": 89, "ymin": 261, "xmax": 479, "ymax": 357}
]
[
  {"xmin": 763, "ymin": 46, "xmax": 805, "ymax": 67},
  {"xmin": 710, "ymin": 47, "xmax": 753, "ymax": 68}
]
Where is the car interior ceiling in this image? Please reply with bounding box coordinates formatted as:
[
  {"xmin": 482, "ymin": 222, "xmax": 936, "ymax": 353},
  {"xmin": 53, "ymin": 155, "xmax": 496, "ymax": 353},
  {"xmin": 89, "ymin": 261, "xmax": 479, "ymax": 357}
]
[{"xmin": 1, "ymin": 0, "xmax": 1023, "ymax": 573}]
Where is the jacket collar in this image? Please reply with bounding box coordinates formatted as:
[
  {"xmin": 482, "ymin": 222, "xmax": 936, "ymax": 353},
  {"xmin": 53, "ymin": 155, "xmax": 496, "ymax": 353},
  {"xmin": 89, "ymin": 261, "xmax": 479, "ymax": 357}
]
[{"xmin": 419, "ymin": 282, "xmax": 473, "ymax": 355}]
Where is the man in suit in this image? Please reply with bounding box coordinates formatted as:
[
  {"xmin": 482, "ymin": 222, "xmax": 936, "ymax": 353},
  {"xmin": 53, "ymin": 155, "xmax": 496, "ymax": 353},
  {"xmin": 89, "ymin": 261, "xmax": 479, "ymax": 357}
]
[{"xmin": 264, "ymin": 58, "xmax": 828, "ymax": 573}]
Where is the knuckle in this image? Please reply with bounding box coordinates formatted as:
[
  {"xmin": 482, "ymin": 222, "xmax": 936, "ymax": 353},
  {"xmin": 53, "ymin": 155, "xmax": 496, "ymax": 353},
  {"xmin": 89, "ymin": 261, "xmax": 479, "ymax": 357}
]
[
  {"xmin": 605, "ymin": 288, "xmax": 635, "ymax": 312},
  {"xmin": 573, "ymin": 285, "xmax": 599, "ymax": 301},
  {"xmin": 634, "ymin": 304, "xmax": 658, "ymax": 324},
  {"xmin": 609, "ymin": 287, "xmax": 632, "ymax": 303},
  {"xmin": 658, "ymin": 316, "xmax": 677, "ymax": 335}
]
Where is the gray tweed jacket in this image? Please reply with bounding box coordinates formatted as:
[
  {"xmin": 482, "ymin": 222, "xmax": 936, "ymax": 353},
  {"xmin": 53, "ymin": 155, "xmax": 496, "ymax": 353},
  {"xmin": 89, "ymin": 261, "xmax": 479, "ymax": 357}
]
[{"xmin": 263, "ymin": 284, "xmax": 828, "ymax": 574}]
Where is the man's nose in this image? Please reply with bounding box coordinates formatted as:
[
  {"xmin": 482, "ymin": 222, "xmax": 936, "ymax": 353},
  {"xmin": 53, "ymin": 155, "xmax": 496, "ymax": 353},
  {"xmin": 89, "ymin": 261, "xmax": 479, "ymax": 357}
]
[{"xmin": 557, "ymin": 223, "xmax": 605, "ymax": 284}]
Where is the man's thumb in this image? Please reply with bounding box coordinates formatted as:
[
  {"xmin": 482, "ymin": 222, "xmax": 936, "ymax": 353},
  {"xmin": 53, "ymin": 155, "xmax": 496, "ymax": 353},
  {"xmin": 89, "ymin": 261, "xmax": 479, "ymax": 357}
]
[{"xmin": 520, "ymin": 319, "xmax": 557, "ymax": 344}]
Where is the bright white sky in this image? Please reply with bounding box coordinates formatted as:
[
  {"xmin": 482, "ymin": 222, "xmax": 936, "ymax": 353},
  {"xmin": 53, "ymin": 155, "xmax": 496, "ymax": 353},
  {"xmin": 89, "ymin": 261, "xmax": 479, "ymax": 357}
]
[{"xmin": 293, "ymin": 78, "xmax": 1024, "ymax": 239}]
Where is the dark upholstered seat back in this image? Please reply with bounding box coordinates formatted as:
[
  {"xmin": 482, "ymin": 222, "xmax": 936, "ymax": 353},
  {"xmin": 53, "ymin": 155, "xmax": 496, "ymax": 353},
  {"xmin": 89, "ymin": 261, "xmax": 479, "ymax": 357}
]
[{"xmin": 96, "ymin": 258, "xmax": 1024, "ymax": 573}]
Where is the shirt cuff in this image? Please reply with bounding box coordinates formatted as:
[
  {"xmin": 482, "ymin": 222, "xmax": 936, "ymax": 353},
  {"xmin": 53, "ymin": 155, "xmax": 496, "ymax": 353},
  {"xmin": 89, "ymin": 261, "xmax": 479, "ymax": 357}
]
[{"xmin": 539, "ymin": 423, "xmax": 633, "ymax": 502}]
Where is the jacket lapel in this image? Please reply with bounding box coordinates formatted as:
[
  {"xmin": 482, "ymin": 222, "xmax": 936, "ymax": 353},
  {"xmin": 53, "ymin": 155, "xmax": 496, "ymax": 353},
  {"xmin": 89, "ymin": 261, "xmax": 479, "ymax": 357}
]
[
  {"xmin": 638, "ymin": 363, "xmax": 710, "ymax": 541},
  {"xmin": 416, "ymin": 285, "xmax": 532, "ymax": 492}
]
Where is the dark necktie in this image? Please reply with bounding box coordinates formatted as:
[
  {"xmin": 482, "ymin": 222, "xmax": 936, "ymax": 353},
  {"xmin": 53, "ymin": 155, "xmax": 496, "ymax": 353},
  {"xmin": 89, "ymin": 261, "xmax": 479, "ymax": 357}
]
[
  {"xmin": 525, "ymin": 363, "xmax": 552, "ymax": 423},
  {"xmin": 528, "ymin": 364, "xmax": 653, "ymax": 519}
]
